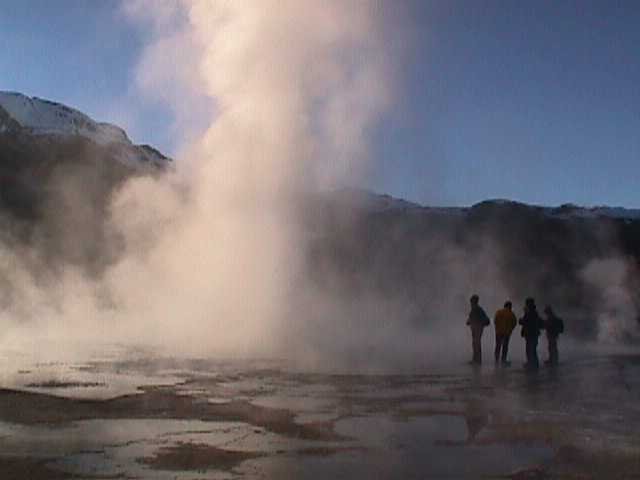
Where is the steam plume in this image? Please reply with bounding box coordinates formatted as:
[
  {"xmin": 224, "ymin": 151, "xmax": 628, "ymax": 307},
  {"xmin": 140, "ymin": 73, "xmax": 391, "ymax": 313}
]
[
  {"xmin": 2, "ymin": 3, "xmax": 636, "ymax": 371},
  {"xmin": 95, "ymin": 1, "xmax": 399, "ymax": 357}
]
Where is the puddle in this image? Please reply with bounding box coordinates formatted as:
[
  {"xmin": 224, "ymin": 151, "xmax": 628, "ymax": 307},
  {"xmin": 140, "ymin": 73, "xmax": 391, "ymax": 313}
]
[
  {"xmin": 0, "ymin": 343, "xmax": 183, "ymax": 399},
  {"xmin": 252, "ymin": 394, "xmax": 336, "ymax": 413},
  {"xmin": 0, "ymin": 348, "xmax": 636, "ymax": 479},
  {"xmin": 336, "ymin": 415, "xmax": 468, "ymax": 447},
  {"xmin": 39, "ymin": 419, "xmax": 293, "ymax": 479},
  {"xmin": 7, "ymin": 427, "xmax": 554, "ymax": 480},
  {"xmin": 3, "ymin": 417, "xmax": 340, "ymax": 479},
  {"xmin": 237, "ymin": 415, "xmax": 553, "ymax": 479},
  {"xmin": 295, "ymin": 412, "xmax": 341, "ymax": 424}
]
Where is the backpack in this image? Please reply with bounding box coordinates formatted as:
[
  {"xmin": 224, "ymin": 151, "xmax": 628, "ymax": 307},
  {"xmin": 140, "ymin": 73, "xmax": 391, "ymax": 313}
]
[
  {"xmin": 481, "ymin": 308, "xmax": 490, "ymax": 326},
  {"xmin": 556, "ymin": 317, "xmax": 564, "ymax": 334}
]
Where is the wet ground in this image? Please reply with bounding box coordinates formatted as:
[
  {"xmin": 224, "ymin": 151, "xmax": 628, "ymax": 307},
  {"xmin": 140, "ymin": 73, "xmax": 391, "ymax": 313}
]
[{"xmin": 0, "ymin": 343, "xmax": 639, "ymax": 479}]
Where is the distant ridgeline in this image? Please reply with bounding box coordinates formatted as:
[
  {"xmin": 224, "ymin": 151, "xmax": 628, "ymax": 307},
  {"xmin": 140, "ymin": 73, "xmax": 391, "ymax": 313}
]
[
  {"xmin": 1, "ymin": 92, "xmax": 639, "ymax": 341},
  {"xmin": 304, "ymin": 190, "xmax": 640, "ymax": 342},
  {"xmin": 0, "ymin": 92, "xmax": 171, "ymax": 214}
]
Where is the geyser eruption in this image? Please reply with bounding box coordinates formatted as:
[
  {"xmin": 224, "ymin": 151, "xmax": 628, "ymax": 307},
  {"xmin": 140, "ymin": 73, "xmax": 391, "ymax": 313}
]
[
  {"xmin": 3, "ymin": 3, "xmax": 636, "ymax": 369},
  {"xmin": 0, "ymin": 1, "xmax": 398, "ymax": 358}
]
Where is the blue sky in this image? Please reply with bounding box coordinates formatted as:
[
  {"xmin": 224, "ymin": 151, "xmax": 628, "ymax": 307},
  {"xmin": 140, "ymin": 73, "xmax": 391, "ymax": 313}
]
[
  {"xmin": 0, "ymin": 0, "xmax": 174, "ymax": 154},
  {"xmin": 1, "ymin": 1, "xmax": 639, "ymax": 207}
]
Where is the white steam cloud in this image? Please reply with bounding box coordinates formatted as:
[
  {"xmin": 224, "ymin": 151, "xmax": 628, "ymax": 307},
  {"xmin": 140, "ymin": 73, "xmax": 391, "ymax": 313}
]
[
  {"xmin": 111, "ymin": 1, "xmax": 398, "ymax": 357},
  {"xmin": 581, "ymin": 257, "xmax": 640, "ymax": 343},
  {"xmin": 2, "ymin": 3, "xmax": 636, "ymax": 372},
  {"xmin": 1, "ymin": 1, "xmax": 403, "ymax": 363}
]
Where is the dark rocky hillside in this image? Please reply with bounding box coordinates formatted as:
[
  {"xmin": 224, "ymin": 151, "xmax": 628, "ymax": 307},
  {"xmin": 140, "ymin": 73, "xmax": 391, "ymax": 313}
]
[
  {"xmin": 0, "ymin": 99, "xmax": 170, "ymax": 274},
  {"xmin": 304, "ymin": 192, "xmax": 640, "ymax": 341},
  {"xmin": 1, "ymin": 94, "xmax": 638, "ymax": 342}
]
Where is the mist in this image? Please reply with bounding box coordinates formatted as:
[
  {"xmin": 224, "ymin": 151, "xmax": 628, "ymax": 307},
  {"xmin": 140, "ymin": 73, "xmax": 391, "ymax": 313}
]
[
  {"xmin": 1, "ymin": 1, "xmax": 639, "ymax": 372},
  {"xmin": 1, "ymin": 1, "xmax": 408, "ymax": 365}
]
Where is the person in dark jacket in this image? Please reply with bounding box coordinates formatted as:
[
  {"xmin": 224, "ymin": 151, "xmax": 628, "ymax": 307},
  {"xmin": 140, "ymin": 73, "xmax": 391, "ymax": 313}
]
[
  {"xmin": 494, "ymin": 301, "xmax": 517, "ymax": 366},
  {"xmin": 466, "ymin": 294, "xmax": 490, "ymax": 365},
  {"xmin": 543, "ymin": 305, "xmax": 564, "ymax": 366},
  {"xmin": 519, "ymin": 297, "xmax": 545, "ymax": 370}
]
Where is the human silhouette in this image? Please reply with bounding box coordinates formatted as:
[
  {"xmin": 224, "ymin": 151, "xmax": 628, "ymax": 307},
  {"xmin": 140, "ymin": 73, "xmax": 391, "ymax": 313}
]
[
  {"xmin": 543, "ymin": 305, "xmax": 564, "ymax": 366},
  {"xmin": 493, "ymin": 301, "xmax": 517, "ymax": 366},
  {"xmin": 466, "ymin": 294, "xmax": 490, "ymax": 365},
  {"xmin": 519, "ymin": 297, "xmax": 545, "ymax": 370}
]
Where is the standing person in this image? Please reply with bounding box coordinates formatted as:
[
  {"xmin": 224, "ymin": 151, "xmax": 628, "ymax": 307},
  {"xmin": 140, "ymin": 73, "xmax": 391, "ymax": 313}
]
[
  {"xmin": 466, "ymin": 294, "xmax": 490, "ymax": 365},
  {"xmin": 543, "ymin": 306, "xmax": 564, "ymax": 366},
  {"xmin": 519, "ymin": 297, "xmax": 545, "ymax": 370},
  {"xmin": 494, "ymin": 301, "xmax": 517, "ymax": 366}
]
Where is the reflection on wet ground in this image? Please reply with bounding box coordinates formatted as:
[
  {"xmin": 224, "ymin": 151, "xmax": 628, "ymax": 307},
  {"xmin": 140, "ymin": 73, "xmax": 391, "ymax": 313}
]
[{"xmin": 0, "ymin": 343, "xmax": 638, "ymax": 479}]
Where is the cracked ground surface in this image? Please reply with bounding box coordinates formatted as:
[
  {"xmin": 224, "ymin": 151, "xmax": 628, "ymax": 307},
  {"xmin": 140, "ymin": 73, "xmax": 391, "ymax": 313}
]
[{"xmin": 0, "ymin": 344, "xmax": 638, "ymax": 479}]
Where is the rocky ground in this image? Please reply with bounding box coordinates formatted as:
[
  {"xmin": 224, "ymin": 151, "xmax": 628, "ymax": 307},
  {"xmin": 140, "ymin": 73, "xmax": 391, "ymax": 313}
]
[{"xmin": 0, "ymin": 343, "xmax": 638, "ymax": 479}]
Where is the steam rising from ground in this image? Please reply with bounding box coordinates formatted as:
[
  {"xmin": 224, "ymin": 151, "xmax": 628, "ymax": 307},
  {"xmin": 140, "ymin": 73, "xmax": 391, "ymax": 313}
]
[
  {"xmin": 581, "ymin": 257, "xmax": 640, "ymax": 343},
  {"xmin": 2, "ymin": 1, "xmax": 405, "ymax": 365},
  {"xmin": 112, "ymin": 1, "xmax": 399, "ymax": 358},
  {"xmin": 1, "ymin": 3, "xmax": 638, "ymax": 370}
]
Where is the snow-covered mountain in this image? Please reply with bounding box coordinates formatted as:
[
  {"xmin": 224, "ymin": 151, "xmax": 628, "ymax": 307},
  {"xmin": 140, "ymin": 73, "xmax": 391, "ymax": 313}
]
[
  {"xmin": 0, "ymin": 91, "xmax": 638, "ymax": 338},
  {"xmin": 0, "ymin": 91, "xmax": 174, "ymax": 271},
  {"xmin": 0, "ymin": 91, "xmax": 170, "ymax": 168}
]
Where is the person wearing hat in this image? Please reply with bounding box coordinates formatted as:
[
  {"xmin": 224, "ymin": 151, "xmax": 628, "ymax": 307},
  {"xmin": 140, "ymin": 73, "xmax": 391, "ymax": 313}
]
[
  {"xmin": 466, "ymin": 294, "xmax": 491, "ymax": 365},
  {"xmin": 543, "ymin": 305, "xmax": 564, "ymax": 366},
  {"xmin": 519, "ymin": 297, "xmax": 545, "ymax": 370},
  {"xmin": 493, "ymin": 301, "xmax": 517, "ymax": 366}
]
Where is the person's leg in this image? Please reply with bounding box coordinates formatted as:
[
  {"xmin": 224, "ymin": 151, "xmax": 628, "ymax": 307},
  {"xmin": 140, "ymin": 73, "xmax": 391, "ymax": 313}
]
[
  {"xmin": 502, "ymin": 334, "xmax": 511, "ymax": 363},
  {"xmin": 471, "ymin": 333, "xmax": 476, "ymax": 362},
  {"xmin": 472, "ymin": 331, "xmax": 482, "ymax": 364},
  {"xmin": 531, "ymin": 336, "xmax": 539, "ymax": 368},
  {"xmin": 525, "ymin": 337, "xmax": 539, "ymax": 369},
  {"xmin": 494, "ymin": 335, "xmax": 503, "ymax": 363},
  {"xmin": 549, "ymin": 336, "xmax": 558, "ymax": 365}
]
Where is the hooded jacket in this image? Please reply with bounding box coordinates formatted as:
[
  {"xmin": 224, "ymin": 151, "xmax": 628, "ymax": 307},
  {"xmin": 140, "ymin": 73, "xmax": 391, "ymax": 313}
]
[
  {"xmin": 494, "ymin": 308, "xmax": 517, "ymax": 336},
  {"xmin": 467, "ymin": 305, "xmax": 490, "ymax": 333},
  {"xmin": 519, "ymin": 308, "xmax": 545, "ymax": 338},
  {"xmin": 545, "ymin": 312, "xmax": 564, "ymax": 337}
]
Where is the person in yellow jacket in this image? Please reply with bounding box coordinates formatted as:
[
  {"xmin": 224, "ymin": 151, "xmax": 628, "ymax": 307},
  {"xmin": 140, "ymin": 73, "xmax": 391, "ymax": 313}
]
[{"xmin": 494, "ymin": 301, "xmax": 517, "ymax": 366}]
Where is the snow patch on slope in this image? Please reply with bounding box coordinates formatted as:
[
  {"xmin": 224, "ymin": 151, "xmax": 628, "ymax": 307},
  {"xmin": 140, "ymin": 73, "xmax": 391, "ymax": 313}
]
[
  {"xmin": 333, "ymin": 194, "xmax": 640, "ymax": 221},
  {"xmin": 353, "ymin": 195, "xmax": 640, "ymax": 221},
  {"xmin": 0, "ymin": 91, "xmax": 129, "ymax": 146},
  {"xmin": 0, "ymin": 91, "xmax": 170, "ymax": 169},
  {"xmin": 547, "ymin": 204, "xmax": 640, "ymax": 221},
  {"xmin": 473, "ymin": 200, "xmax": 640, "ymax": 221}
]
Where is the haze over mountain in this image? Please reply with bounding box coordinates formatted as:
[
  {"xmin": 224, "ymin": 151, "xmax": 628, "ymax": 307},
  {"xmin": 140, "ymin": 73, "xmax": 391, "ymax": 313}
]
[
  {"xmin": 0, "ymin": 91, "xmax": 171, "ymax": 271},
  {"xmin": 307, "ymin": 189, "xmax": 640, "ymax": 354},
  {"xmin": 0, "ymin": 92, "xmax": 638, "ymax": 352},
  {"xmin": 2, "ymin": 5, "xmax": 639, "ymax": 478},
  {"xmin": 0, "ymin": 91, "xmax": 170, "ymax": 168}
]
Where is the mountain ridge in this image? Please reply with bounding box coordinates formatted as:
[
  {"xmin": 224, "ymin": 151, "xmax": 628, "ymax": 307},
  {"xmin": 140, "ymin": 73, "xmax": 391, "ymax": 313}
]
[
  {"xmin": 330, "ymin": 188, "xmax": 640, "ymax": 221},
  {"xmin": 0, "ymin": 91, "xmax": 638, "ymax": 341},
  {"xmin": 3, "ymin": 90, "xmax": 636, "ymax": 218},
  {"xmin": 0, "ymin": 91, "xmax": 171, "ymax": 169}
]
